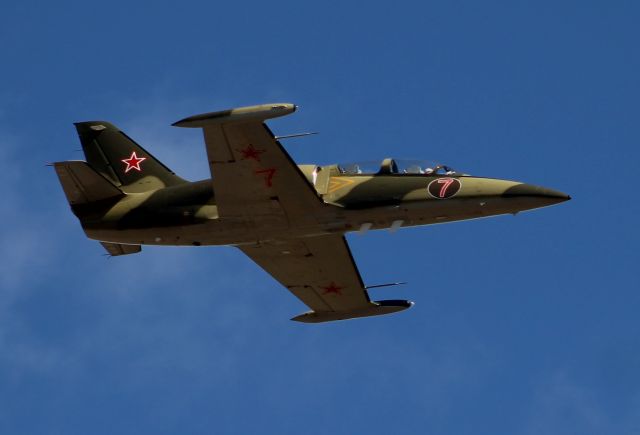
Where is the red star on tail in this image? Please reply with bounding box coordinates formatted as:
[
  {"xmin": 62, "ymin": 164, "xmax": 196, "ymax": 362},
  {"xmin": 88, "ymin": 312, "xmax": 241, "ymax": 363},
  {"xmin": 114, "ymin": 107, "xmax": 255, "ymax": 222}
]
[{"xmin": 121, "ymin": 151, "xmax": 146, "ymax": 173}]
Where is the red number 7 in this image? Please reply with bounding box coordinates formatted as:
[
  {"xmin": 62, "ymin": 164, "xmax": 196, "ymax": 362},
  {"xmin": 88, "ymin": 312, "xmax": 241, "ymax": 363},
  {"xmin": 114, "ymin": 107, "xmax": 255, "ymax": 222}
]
[{"xmin": 437, "ymin": 178, "xmax": 454, "ymax": 198}]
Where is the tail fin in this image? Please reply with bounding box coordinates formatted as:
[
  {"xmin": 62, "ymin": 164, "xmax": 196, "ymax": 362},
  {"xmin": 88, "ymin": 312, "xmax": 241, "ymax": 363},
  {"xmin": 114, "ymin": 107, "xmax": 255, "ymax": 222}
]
[{"xmin": 74, "ymin": 121, "xmax": 185, "ymax": 192}]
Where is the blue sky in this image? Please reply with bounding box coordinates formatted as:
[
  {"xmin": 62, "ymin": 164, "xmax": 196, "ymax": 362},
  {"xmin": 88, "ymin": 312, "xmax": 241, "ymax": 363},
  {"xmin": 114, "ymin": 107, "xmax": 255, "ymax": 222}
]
[{"xmin": 1, "ymin": 1, "xmax": 638, "ymax": 434}]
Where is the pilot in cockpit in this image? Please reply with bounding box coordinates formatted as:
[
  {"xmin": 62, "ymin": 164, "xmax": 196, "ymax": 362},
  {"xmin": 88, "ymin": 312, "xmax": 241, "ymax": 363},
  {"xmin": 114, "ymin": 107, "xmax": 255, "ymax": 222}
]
[{"xmin": 427, "ymin": 165, "xmax": 455, "ymax": 176}]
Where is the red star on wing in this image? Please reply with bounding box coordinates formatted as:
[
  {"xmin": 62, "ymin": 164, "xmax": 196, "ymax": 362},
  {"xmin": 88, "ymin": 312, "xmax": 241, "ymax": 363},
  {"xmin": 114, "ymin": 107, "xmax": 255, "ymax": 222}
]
[
  {"xmin": 238, "ymin": 144, "xmax": 266, "ymax": 162},
  {"xmin": 121, "ymin": 151, "xmax": 147, "ymax": 173},
  {"xmin": 321, "ymin": 282, "xmax": 343, "ymax": 296}
]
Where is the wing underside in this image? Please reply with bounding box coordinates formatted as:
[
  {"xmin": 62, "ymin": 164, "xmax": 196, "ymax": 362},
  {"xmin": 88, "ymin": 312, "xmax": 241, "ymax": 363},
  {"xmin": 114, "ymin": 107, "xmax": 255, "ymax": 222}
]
[
  {"xmin": 239, "ymin": 234, "xmax": 413, "ymax": 323},
  {"xmin": 174, "ymin": 104, "xmax": 323, "ymax": 227}
]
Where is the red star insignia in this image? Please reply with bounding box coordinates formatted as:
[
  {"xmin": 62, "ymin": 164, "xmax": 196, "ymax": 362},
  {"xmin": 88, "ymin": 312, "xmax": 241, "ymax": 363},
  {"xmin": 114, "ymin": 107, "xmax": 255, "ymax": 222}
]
[
  {"xmin": 121, "ymin": 151, "xmax": 147, "ymax": 173},
  {"xmin": 321, "ymin": 282, "xmax": 343, "ymax": 296},
  {"xmin": 255, "ymin": 168, "xmax": 276, "ymax": 187},
  {"xmin": 238, "ymin": 144, "xmax": 266, "ymax": 162}
]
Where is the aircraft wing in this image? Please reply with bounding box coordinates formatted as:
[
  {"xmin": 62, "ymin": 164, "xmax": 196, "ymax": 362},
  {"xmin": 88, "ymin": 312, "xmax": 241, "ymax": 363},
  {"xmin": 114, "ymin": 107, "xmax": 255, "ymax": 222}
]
[
  {"xmin": 173, "ymin": 103, "xmax": 323, "ymax": 226},
  {"xmin": 239, "ymin": 234, "xmax": 413, "ymax": 323},
  {"xmin": 175, "ymin": 104, "xmax": 413, "ymax": 322}
]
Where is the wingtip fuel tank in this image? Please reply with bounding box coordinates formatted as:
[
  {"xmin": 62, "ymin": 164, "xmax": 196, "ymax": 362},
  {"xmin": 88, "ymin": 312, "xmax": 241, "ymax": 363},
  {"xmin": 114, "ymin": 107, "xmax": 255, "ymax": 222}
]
[{"xmin": 172, "ymin": 103, "xmax": 296, "ymax": 128}]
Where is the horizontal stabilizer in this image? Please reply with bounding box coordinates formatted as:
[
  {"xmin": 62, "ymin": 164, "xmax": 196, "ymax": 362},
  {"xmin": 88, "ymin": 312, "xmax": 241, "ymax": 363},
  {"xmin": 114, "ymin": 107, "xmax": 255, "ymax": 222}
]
[
  {"xmin": 100, "ymin": 242, "xmax": 141, "ymax": 256},
  {"xmin": 291, "ymin": 299, "xmax": 414, "ymax": 323},
  {"xmin": 54, "ymin": 161, "xmax": 123, "ymax": 205}
]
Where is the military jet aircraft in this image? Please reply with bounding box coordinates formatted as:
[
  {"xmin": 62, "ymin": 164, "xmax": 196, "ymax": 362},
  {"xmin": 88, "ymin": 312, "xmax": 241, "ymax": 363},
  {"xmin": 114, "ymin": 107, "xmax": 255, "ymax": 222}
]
[{"xmin": 54, "ymin": 103, "xmax": 570, "ymax": 323}]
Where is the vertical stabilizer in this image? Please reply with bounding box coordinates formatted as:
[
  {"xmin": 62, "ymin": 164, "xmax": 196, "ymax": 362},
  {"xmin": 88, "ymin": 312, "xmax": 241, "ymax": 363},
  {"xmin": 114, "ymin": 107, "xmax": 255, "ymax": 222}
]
[{"xmin": 74, "ymin": 121, "xmax": 185, "ymax": 192}]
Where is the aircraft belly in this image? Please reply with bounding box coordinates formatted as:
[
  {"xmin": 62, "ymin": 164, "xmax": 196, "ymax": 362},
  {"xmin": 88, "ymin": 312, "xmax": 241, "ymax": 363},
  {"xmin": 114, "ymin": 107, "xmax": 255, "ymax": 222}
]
[
  {"xmin": 83, "ymin": 213, "xmax": 331, "ymax": 247},
  {"xmin": 339, "ymin": 198, "xmax": 503, "ymax": 231},
  {"xmin": 386, "ymin": 197, "xmax": 539, "ymax": 227},
  {"xmin": 82, "ymin": 195, "xmax": 555, "ymax": 247}
]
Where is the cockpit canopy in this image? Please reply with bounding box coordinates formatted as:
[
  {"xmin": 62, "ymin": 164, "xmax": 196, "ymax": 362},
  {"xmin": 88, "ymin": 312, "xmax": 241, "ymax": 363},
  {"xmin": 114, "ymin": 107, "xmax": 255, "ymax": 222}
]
[{"xmin": 337, "ymin": 159, "xmax": 462, "ymax": 176}]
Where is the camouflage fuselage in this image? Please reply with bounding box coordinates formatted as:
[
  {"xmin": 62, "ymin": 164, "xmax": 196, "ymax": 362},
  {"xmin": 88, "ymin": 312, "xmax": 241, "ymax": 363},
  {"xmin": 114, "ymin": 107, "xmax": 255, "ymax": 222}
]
[{"xmin": 79, "ymin": 167, "xmax": 569, "ymax": 247}]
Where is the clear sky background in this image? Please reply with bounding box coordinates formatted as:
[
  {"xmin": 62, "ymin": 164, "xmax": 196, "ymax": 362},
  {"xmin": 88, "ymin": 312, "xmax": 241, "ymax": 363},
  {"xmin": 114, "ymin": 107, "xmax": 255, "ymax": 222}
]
[{"xmin": 1, "ymin": 1, "xmax": 638, "ymax": 434}]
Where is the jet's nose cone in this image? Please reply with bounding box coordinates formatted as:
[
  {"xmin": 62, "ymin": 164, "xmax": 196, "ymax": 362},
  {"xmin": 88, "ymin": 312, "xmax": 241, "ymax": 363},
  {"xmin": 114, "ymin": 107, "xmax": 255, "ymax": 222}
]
[{"xmin": 503, "ymin": 183, "xmax": 571, "ymax": 202}]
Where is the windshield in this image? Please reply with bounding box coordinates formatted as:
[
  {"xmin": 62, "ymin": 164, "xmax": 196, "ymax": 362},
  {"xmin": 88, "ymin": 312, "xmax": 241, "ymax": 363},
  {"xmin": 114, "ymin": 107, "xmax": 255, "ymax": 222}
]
[{"xmin": 337, "ymin": 159, "xmax": 462, "ymax": 175}]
